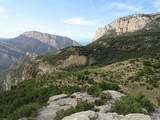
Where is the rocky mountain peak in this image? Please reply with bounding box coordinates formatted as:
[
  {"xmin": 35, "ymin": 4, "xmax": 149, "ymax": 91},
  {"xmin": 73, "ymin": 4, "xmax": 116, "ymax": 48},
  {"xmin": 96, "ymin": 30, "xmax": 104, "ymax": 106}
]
[
  {"xmin": 93, "ymin": 12, "xmax": 160, "ymax": 41},
  {"xmin": 21, "ymin": 31, "xmax": 80, "ymax": 49},
  {"xmin": 22, "ymin": 31, "xmax": 55, "ymax": 40}
]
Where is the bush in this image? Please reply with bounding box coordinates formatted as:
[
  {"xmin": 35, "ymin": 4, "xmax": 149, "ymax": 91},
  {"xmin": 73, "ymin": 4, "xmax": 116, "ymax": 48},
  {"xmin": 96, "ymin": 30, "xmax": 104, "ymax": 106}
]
[
  {"xmin": 97, "ymin": 82, "xmax": 119, "ymax": 91},
  {"xmin": 129, "ymin": 59, "xmax": 135, "ymax": 63},
  {"xmin": 143, "ymin": 61, "xmax": 151, "ymax": 67},
  {"xmin": 62, "ymin": 86, "xmax": 81, "ymax": 95},
  {"xmin": 152, "ymin": 63, "xmax": 160, "ymax": 69},
  {"xmin": 87, "ymin": 85, "xmax": 101, "ymax": 97},
  {"xmin": 87, "ymin": 82, "xmax": 119, "ymax": 97},
  {"xmin": 110, "ymin": 93, "xmax": 154, "ymax": 115},
  {"xmin": 110, "ymin": 95, "xmax": 142, "ymax": 115},
  {"xmin": 157, "ymin": 97, "xmax": 160, "ymax": 106},
  {"xmin": 100, "ymin": 92, "xmax": 112, "ymax": 100},
  {"xmin": 87, "ymin": 78, "xmax": 94, "ymax": 84},
  {"xmin": 95, "ymin": 99, "xmax": 104, "ymax": 106}
]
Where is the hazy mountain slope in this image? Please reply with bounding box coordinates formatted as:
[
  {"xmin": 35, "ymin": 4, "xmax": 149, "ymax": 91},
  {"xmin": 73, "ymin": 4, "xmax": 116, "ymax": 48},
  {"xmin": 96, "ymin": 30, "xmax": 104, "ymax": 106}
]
[
  {"xmin": 22, "ymin": 31, "xmax": 80, "ymax": 49},
  {"xmin": 0, "ymin": 31, "xmax": 80, "ymax": 69},
  {"xmin": 6, "ymin": 35, "xmax": 57, "ymax": 54}
]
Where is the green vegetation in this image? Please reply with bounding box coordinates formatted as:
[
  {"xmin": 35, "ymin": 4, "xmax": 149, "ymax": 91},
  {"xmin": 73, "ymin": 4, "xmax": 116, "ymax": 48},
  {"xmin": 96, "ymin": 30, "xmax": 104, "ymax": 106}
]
[
  {"xmin": 35, "ymin": 29, "xmax": 160, "ymax": 67},
  {"xmin": 87, "ymin": 82, "xmax": 119, "ymax": 97},
  {"xmin": 110, "ymin": 93, "xmax": 154, "ymax": 115},
  {"xmin": 1, "ymin": 29, "xmax": 160, "ymax": 119},
  {"xmin": 0, "ymin": 72, "xmax": 81, "ymax": 119}
]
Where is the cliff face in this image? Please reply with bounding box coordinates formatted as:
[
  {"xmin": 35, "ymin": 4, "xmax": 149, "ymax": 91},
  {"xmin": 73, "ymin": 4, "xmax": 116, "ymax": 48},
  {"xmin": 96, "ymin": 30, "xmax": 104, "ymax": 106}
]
[{"xmin": 93, "ymin": 12, "xmax": 160, "ymax": 41}]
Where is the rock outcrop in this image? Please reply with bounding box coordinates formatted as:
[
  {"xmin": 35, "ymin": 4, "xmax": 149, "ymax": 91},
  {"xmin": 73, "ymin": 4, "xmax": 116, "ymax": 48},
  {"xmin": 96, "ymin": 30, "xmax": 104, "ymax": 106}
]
[
  {"xmin": 34, "ymin": 91, "xmax": 125, "ymax": 120},
  {"xmin": 62, "ymin": 111, "xmax": 152, "ymax": 120},
  {"xmin": 93, "ymin": 12, "xmax": 160, "ymax": 41}
]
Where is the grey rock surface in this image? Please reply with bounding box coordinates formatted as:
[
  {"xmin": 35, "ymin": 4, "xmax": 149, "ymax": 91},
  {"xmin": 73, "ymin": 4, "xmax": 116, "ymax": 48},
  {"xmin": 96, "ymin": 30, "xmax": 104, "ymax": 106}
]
[
  {"xmin": 35, "ymin": 94, "xmax": 77, "ymax": 120},
  {"xmin": 35, "ymin": 91, "xmax": 125, "ymax": 120},
  {"xmin": 103, "ymin": 90, "xmax": 125, "ymax": 99},
  {"xmin": 18, "ymin": 117, "xmax": 28, "ymax": 120},
  {"xmin": 62, "ymin": 110, "xmax": 152, "ymax": 120},
  {"xmin": 34, "ymin": 91, "xmax": 160, "ymax": 120}
]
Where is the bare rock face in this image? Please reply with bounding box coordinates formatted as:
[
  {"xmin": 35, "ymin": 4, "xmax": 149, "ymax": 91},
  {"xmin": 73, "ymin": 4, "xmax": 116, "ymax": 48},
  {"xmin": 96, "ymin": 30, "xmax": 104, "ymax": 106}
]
[
  {"xmin": 34, "ymin": 91, "xmax": 124, "ymax": 120},
  {"xmin": 62, "ymin": 111, "xmax": 152, "ymax": 120},
  {"xmin": 93, "ymin": 12, "xmax": 160, "ymax": 41},
  {"xmin": 22, "ymin": 31, "xmax": 80, "ymax": 49}
]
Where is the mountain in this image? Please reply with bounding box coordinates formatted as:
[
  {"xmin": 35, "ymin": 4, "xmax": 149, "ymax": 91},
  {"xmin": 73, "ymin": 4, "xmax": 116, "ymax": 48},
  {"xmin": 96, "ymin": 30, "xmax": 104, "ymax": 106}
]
[
  {"xmin": 0, "ymin": 13, "xmax": 160, "ymax": 120},
  {"xmin": 0, "ymin": 31, "xmax": 80, "ymax": 69},
  {"xmin": 22, "ymin": 31, "xmax": 79, "ymax": 50},
  {"xmin": 1, "ymin": 29, "xmax": 160, "ymax": 119},
  {"xmin": 93, "ymin": 12, "xmax": 160, "ymax": 41}
]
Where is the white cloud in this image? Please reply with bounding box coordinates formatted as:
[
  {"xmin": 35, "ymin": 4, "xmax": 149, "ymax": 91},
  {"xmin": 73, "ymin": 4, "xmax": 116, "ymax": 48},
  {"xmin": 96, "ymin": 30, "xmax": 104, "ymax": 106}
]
[
  {"xmin": 60, "ymin": 17, "xmax": 101, "ymax": 26},
  {"xmin": 0, "ymin": 6, "xmax": 4, "ymax": 13},
  {"xmin": 3, "ymin": 16, "xmax": 7, "ymax": 19},
  {"xmin": 109, "ymin": 2, "xmax": 142, "ymax": 12},
  {"xmin": 0, "ymin": 24, "xmax": 53, "ymax": 38},
  {"xmin": 0, "ymin": 9, "xmax": 3, "ymax": 12},
  {"xmin": 152, "ymin": 0, "xmax": 160, "ymax": 11},
  {"xmin": 0, "ymin": 24, "xmax": 94, "ymax": 42}
]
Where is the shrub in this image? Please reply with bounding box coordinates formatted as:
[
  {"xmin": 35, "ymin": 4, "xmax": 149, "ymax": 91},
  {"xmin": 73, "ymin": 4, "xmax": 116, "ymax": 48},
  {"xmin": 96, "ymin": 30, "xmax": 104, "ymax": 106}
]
[
  {"xmin": 129, "ymin": 59, "xmax": 135, "ymax": 64},
  {"xmin": 143, "ymin": 61, "xmax": 151, "ymax": 67},
  {"xmin": 110, "ymin": 93, "xmax": 154, "ymax": 115},
  {"xmin": 95, "ymin": 99, "xmax": 104, "ymax": 106},
  {"xmin": 152, "ymin": 63, "xmax": 160, "ymax": 69},
  {"xmin": 87, "ymin": 85, "xmax": 101, "ymax": 97},
  {"xmin": 87, "ymin": 78, "xmax": 94, "ymax": 84},
  {"xmin": 87, "ymin": 82, "xmax": 119, "ymax": 97},
  {"xmin": 100, "ymin": 92, "xmax": 112, "ymax": 100},
  {"xmin": 157, "ymin": 97, "xmax": 160, "ymax": 106}
]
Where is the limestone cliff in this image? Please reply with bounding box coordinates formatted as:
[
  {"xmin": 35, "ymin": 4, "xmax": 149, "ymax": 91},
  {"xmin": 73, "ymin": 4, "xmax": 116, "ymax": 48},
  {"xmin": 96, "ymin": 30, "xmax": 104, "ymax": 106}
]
[{"xmin": 93, "ymin": 12, "xmax": 160, "ymax": 41}]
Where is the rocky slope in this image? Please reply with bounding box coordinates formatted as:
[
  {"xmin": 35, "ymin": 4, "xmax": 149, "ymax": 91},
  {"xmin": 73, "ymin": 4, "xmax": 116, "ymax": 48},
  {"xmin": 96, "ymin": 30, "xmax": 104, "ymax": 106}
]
[
  {"xmin": 93, "ymin": 12, "xmax": 160, "ymax": 41},
  {"xmin": 18, "ymin": 91, "xmax": 160, "ymax": 120},
  {"xmin": 35, "ymin": 91, "xmax": 124, "ymax": 120}
]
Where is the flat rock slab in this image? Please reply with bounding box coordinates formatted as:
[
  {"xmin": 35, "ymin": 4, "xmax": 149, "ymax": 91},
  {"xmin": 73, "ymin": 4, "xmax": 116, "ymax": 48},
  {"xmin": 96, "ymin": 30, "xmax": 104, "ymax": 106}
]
[
  {"xmin": 103, "ymin": 90, "xmax": 125, "ymax": 99},
  {"xmin": 35, "ymin": 94, "xmax": 77, "ymax": 120},
  {"xmin": 62, "ymin": 110, "xmax": 152, "ymax": 120}
]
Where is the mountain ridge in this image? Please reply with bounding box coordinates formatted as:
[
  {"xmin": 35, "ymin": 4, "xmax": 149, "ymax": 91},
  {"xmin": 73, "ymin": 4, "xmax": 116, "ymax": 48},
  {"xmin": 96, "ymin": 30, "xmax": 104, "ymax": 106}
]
[
  {"xmin": 93, "ymin": 12, "xmax": 160, "ymax": 41},
  {"xmin": 0, "ymin": 31, "xmax": 80, "ymax": 69},
  {"xmin": 21, "ymin": 31, "xmax": 80, "ymax": 49}
]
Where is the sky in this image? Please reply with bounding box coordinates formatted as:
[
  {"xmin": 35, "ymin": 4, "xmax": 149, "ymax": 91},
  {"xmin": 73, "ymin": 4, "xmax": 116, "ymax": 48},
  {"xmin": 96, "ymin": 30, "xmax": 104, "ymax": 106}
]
[{"xmin": 0, "ymin": 0, "xmax": 160, "ymax": 44}]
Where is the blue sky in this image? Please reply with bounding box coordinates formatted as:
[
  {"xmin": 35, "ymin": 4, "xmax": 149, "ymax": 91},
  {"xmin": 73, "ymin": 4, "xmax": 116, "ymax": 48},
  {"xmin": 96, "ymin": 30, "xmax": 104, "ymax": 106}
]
[{"xmin": 0, "ymin": 0, "xmax": 160, "ymax": 44}]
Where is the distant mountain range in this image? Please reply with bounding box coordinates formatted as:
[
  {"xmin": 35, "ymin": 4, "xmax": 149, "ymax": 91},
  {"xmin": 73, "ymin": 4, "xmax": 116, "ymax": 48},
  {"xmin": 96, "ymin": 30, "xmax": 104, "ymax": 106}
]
[{"xmin": 0, "ymin": 31, "xmax": 80, "ymax": 69}]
